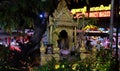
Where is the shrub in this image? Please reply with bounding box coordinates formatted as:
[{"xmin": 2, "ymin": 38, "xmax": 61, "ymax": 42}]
[{"xmin": 33, "ymin": 49, "xmax": 116, "ymax": 71}]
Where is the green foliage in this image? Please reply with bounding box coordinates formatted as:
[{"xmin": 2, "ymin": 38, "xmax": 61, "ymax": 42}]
[
  {"xmin": 33, "ymin": 49, "xmax": 116, "ymax": 71},
  {"xmin": 76, "ymin": 17, "xmax": 98, "ymax": 29},
  {"xmin": 95, "ymin": 49, "xmax": 116, "ymax": 71},
  {"xmin": 73, "ymin": 14, "xmax": 98, "ymax": 30},
  {"xmin": 0, "ymin": 0, "xmax": 58, "ymax": 32},
  {"xmin": 0, "ymin": 46, "xmax": 9, "ymax": 66},
  {"xmin": 0, "ymin": 46, "xmax": 18, "ymax": 71}
]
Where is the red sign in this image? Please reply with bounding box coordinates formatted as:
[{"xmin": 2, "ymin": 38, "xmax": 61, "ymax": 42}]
[
  {"xmin": 89, "ymin": 12, "xmax": 99, "ymax": 17},
  {"xmin": 99, "ymin": 11, "xmax": 110, "ymax": 17},
  {"xmin": 75, "ymin": 11, "xmax": 110, "ymax": 18}
]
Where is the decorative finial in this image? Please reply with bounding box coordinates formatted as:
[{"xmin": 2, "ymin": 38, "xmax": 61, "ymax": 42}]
[{"xmin": 56, "ymin": 0, "xmax": 68, "ymax": 11}]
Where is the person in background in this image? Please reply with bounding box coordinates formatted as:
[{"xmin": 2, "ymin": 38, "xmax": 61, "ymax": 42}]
[
  {"xmin": 86, "ymin": 39, "xmax": 92, "ymax": 51},
  {"xmin": 10, "ymin": 37, "xmax": 21, "ymax": 52},
  {"xmin": 96, "ymin": 40, "xmax": 102, "ymax": 51},
  {"xmin": 118, "ymin": 42, "xmax": 120, "ymax": 49},
  {"xmin": 24, "ymin": 36, "xmax": 30, "ymax": 44},
  {"xmin": 71, "ymin": 43, "xmax": 76, "ymax": 56}
]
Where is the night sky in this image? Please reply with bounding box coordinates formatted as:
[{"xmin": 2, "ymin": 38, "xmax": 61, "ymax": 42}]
[{"xmin": 67, "ymin": 0, "xmax": 111, "ymax": 9}]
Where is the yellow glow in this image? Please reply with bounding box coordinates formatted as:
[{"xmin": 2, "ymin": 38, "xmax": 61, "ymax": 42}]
[
  {"xmin": 71, "ymin": 6, "xmax": 87, "ymax": 14},
  {"xmin": 84, "ymin": 25, "xmax": 98, "ymax": 30},
  {"xmin": 61, "ymin": 65, "xmax": 65, "ymax": 68},
  {"xmin": 90, "ymin": 4, "xmax": 111, "ymax": 11},
  {"xmin": 55, "ymin": 64, "xmax": 60, "ymax": 69},
  {"xmin": 72, "ymin": 63, "xmax": 79, "ymax": 70},
  {"xmin": 71, "ymin": 4, "xmax": 111, "ymax": 14}
]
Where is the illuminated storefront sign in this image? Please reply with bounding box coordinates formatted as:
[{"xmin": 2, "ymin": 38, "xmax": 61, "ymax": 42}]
[
  {"xmin": 90, "ymin": 5, "xmax": 111, "ymax": 12},
  {"xmin": 74, "ymin": 11, "xmax": 110, "ymax": 18},
  {"xmin": 71, "ymin": 4, "xmax": 111, "ymax": 14},
  {"xmin": 71, "ymin": 4, "xmax": 120, "ymax": 18},
  {"xmin": 90, "ymin": 11, "xmax": 110, "ymax": 17},
  {"xmin": 71, "ymin": 6, "xmax": 87, "ymax": 14}
]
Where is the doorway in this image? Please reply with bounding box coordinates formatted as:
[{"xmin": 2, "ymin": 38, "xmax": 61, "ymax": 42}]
[{"xmin": 57, "ymin": 30, "xmax": 69, "ymax": 49}]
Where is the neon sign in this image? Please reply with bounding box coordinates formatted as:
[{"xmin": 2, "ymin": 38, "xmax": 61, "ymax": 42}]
[
  {"xmin": 75, "ymin": 11, "xmax": 111, "ymax": 18},
  {"xmin": 90, "ymin": 5, "xmax": 111, "ymax": 11},
  {"xmin": 71, "ymin": 6, "xmax": 87, "ymax": 14},
  {"xmin": 71, "ymin": 4, "xmax": 111, "ymax": 14},
  {"xmin": 99, "ymin": 11, "xmax": 110, "ymax": 17},
  {"xmin": 89, "ymin": 11, "xmax": 110, "ymax": 17},
  {"xmin": 89, "ymin": 12, "xmax": 99, "ymax": 17}
]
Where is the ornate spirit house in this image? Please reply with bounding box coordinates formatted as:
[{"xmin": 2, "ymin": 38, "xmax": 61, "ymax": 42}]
[{"xmin": 48, "ymin": 0, "xmax": 77, "ymax": 50}]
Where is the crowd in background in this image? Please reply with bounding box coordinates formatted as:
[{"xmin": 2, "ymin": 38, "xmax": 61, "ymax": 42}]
[
  {"xmin": 75, "ymin": 36, "xmax": 120, "ymax": 52},
  {"xmin": 0, "ymin": 35, "xmax": 31, "ymax": 52}
]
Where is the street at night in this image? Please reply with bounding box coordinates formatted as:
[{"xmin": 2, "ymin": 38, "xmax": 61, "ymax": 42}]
[{"xmin": 0, "ymin": 0, "xmax": 120, "ymax": 71}]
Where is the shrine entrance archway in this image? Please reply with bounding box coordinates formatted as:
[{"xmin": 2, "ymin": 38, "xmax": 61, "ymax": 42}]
[
  {"xmin": 59, "ymin": 30, "xmax": 68, "ymax": 39},
  {"xmin": 58, "ymin": 30, "xmax": 69, "ymax": 49}
]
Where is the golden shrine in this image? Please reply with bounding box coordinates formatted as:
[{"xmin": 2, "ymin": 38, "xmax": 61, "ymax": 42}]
[{"xmin": 48, "ymin": 0, "xmax": 77, "ymax": 49}]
